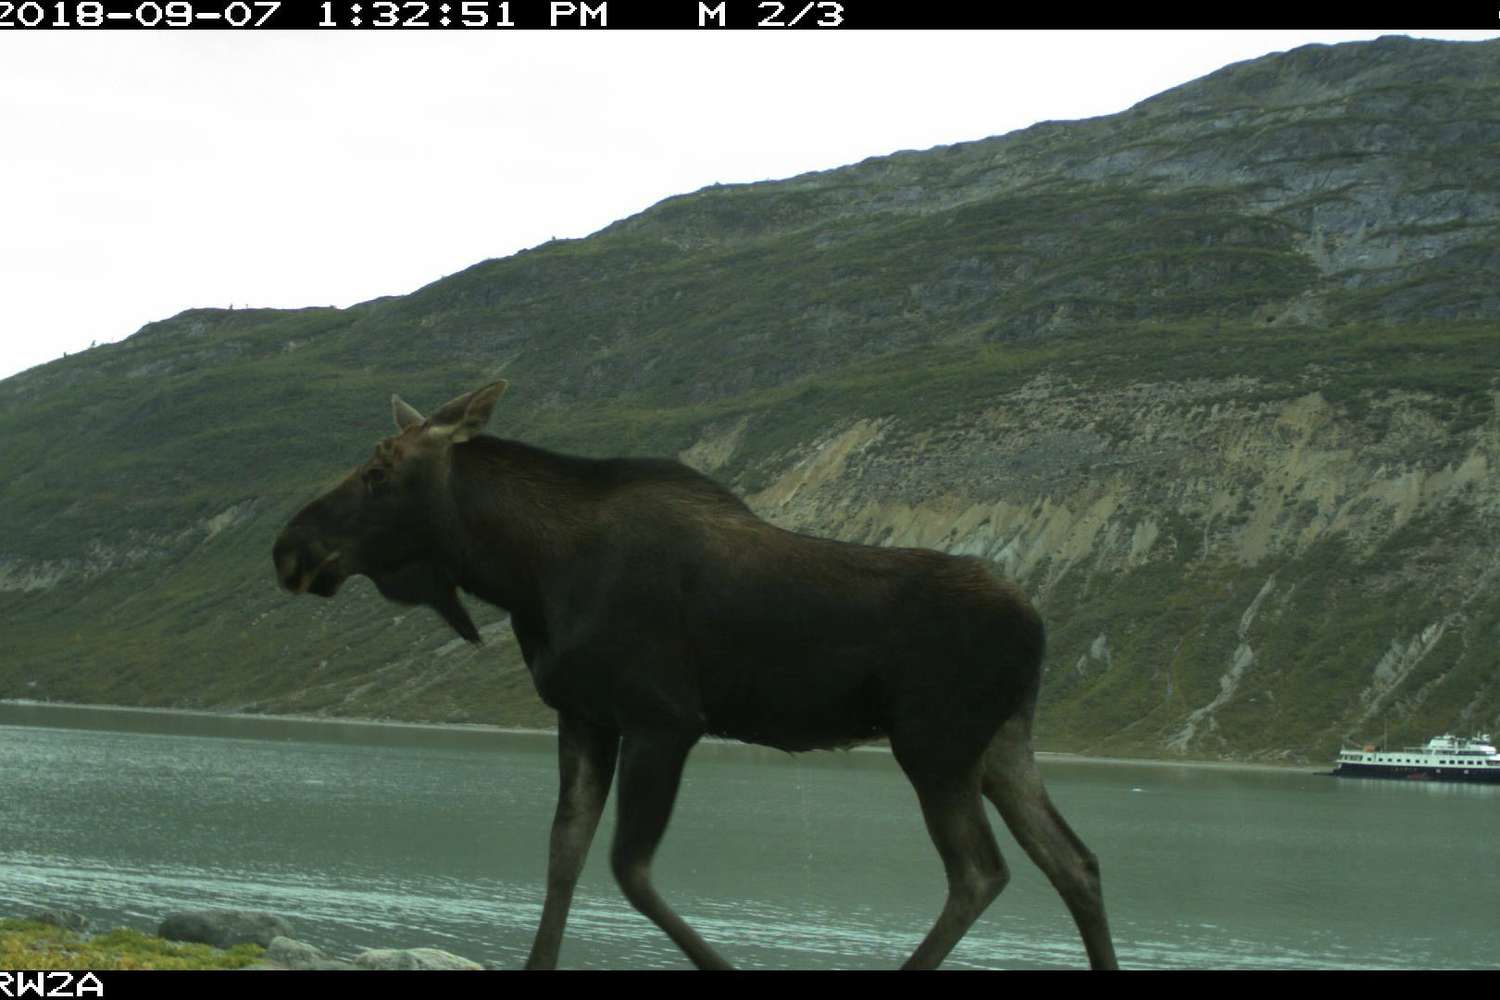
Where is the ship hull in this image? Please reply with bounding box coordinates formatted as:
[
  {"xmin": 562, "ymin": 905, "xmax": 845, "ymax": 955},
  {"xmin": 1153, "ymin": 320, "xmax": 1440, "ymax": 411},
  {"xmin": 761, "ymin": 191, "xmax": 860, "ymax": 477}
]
[{"xmin": 1332, "ymin": 762, "xmax": 1500, "ymax": 783}]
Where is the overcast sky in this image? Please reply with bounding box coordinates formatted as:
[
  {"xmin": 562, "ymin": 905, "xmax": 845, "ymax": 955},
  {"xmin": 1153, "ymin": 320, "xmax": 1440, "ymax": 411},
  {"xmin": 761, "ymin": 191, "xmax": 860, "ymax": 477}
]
[{"xmin": 3, "ymin": 28, "xmax": 1496, "ymax": 381}]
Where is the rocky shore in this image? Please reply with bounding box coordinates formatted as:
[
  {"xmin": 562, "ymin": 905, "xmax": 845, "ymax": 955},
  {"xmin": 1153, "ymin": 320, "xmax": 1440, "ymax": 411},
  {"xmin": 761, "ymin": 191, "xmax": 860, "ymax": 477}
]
[{"xmin": 11, "ymin": 907, "xmax": 485, "ymax": 971}]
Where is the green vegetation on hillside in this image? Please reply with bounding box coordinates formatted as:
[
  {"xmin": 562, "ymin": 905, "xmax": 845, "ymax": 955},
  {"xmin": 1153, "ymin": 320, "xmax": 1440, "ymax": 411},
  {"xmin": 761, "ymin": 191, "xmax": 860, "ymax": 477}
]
[{"xmin": 2, "ymin": 36, "xmax": 1498, "ymax": 760}]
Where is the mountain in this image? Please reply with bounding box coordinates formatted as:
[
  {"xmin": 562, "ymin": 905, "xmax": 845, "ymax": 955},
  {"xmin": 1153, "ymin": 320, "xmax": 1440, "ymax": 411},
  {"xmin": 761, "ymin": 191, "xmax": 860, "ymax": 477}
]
[{"xmin": 2, "ymin": 35, "xmax": 1497, "ymax": 762}]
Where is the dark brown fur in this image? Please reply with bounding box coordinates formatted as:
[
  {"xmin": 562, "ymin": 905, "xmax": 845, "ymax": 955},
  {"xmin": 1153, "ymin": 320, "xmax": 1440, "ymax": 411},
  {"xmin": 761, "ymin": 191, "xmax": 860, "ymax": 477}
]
[{"xmin": 273, "ymin": 382, "xmax": 1116, "ymax": 969}]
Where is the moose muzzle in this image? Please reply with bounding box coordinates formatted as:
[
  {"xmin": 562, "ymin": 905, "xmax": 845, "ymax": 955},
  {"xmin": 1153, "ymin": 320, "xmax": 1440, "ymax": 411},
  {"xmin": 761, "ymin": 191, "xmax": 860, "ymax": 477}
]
[{"xmin": 273, "ymin": 529, "xmax": 344, "ymax": 597}]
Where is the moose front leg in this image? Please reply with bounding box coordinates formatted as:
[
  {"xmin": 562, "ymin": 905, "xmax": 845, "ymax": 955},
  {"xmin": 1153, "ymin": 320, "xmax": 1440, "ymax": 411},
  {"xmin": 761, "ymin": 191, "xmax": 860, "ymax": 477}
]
[{"xmin": 525, "ymin": 713, "xmax": 620, "ymax": 969}]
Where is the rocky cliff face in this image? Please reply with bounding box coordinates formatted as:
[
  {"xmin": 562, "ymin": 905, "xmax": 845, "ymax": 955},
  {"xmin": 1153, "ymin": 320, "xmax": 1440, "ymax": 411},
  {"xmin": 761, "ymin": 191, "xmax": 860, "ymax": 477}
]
[
  {"xmin": 717, "ymin": 377, "xmax": 1500, "ymax": 759},
  {"xmin": 1, "ymin": 36, "xmax": 1497, "ymax": 761}
]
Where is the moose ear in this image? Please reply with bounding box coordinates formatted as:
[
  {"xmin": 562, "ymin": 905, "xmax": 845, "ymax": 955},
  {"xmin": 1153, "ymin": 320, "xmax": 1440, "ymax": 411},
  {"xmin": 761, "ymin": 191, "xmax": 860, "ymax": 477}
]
[
  {"xmin": 392, "ymin": 395, "xmax": 426, "ymax": 432},
  {"xmin": 427, "ymin": 380, "xmax": 510, "ymax": 444}
]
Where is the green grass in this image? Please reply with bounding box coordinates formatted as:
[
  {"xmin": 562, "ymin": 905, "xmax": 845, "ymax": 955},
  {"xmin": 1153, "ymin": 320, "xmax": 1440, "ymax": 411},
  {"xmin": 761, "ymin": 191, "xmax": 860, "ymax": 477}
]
[{"xmin": 0, "ymin": 920, "xmax": 264, "ymax": 971}]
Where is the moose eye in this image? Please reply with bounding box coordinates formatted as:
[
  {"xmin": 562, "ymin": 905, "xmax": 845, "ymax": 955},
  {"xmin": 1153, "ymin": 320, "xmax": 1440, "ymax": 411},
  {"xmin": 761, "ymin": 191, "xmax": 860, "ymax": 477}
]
[{"xmin": 362, "ymin": 467, "xmax": 390, "ymax": 492}]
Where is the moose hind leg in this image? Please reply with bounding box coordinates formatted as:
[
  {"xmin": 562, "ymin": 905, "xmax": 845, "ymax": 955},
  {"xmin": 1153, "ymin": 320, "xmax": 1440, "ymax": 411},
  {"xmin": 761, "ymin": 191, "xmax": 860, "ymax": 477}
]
[
  {"xmin": 981, "ymin": 722, "xmax": 1118, "ymax": 970},
  {"xmin": 610, "ymin": 730, "xmax": 732, "ymax": 970},
  {"xmin": 895, "ymin": 756, "xmax": 1010, "ymax": 970}
]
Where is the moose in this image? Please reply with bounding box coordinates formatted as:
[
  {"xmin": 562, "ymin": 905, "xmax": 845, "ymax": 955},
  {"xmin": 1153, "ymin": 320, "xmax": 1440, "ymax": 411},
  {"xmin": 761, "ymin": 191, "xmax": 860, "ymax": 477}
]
[{"xmin": 272, "ymin": 381, "xmax": 1117, "ymax": 970}]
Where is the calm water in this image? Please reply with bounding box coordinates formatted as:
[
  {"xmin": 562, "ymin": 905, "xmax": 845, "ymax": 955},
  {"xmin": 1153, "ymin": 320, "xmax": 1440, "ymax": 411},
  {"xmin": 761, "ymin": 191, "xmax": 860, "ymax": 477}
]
[{"xmin": 1, "ymin": 702, "xmax": 1496, "ymax": 970}]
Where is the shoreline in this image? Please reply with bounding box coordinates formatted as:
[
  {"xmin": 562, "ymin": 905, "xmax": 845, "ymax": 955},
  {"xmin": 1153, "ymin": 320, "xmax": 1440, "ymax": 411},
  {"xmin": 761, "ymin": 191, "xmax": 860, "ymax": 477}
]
[
  {"xmin": 0, "ymin": 697, "xmax": 555, "ymax": 737},
  {"xmin": 0, "ymin": 698, "xmax": 1316, "ymax": 773}
]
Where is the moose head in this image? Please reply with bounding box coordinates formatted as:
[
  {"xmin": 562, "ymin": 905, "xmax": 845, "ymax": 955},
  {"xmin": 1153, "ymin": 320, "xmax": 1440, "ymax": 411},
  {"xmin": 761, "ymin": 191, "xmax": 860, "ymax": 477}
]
[{"xmin": 271, "ymin": 381, "xmax": 509, "ymax": 643}]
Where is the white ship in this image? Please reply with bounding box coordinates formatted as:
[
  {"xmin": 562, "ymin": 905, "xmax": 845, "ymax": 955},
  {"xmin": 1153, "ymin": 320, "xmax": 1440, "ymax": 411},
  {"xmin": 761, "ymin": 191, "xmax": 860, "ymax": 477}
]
[{"xmin": 1333, "ymin": 733, "xmax": 1500, "ymax": 782}]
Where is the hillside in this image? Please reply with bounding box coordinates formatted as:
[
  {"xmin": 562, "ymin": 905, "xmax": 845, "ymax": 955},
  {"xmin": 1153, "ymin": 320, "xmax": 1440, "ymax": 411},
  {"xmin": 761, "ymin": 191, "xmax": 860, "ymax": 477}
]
[{"xmin": 2, "ymin": 35, "xmax": 1498, "ymax": 762}]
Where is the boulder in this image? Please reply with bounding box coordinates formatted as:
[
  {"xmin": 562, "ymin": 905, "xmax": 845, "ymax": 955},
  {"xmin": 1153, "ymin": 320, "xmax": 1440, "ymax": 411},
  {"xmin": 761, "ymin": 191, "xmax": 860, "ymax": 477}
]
[
  {"xmin": 158, "ymin": 910, "xmax": 294, "ymax": 949},
  {"xmin": 260, "ymin": 936, "xmax": 357, "ymax": 971},
  {"xmin": 30, "ymin": 909, "xmax": 90, "ymax": 933},
  {"xmin": 353, "ymin": 947, "xmax": 484, "ymax": 971}
]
